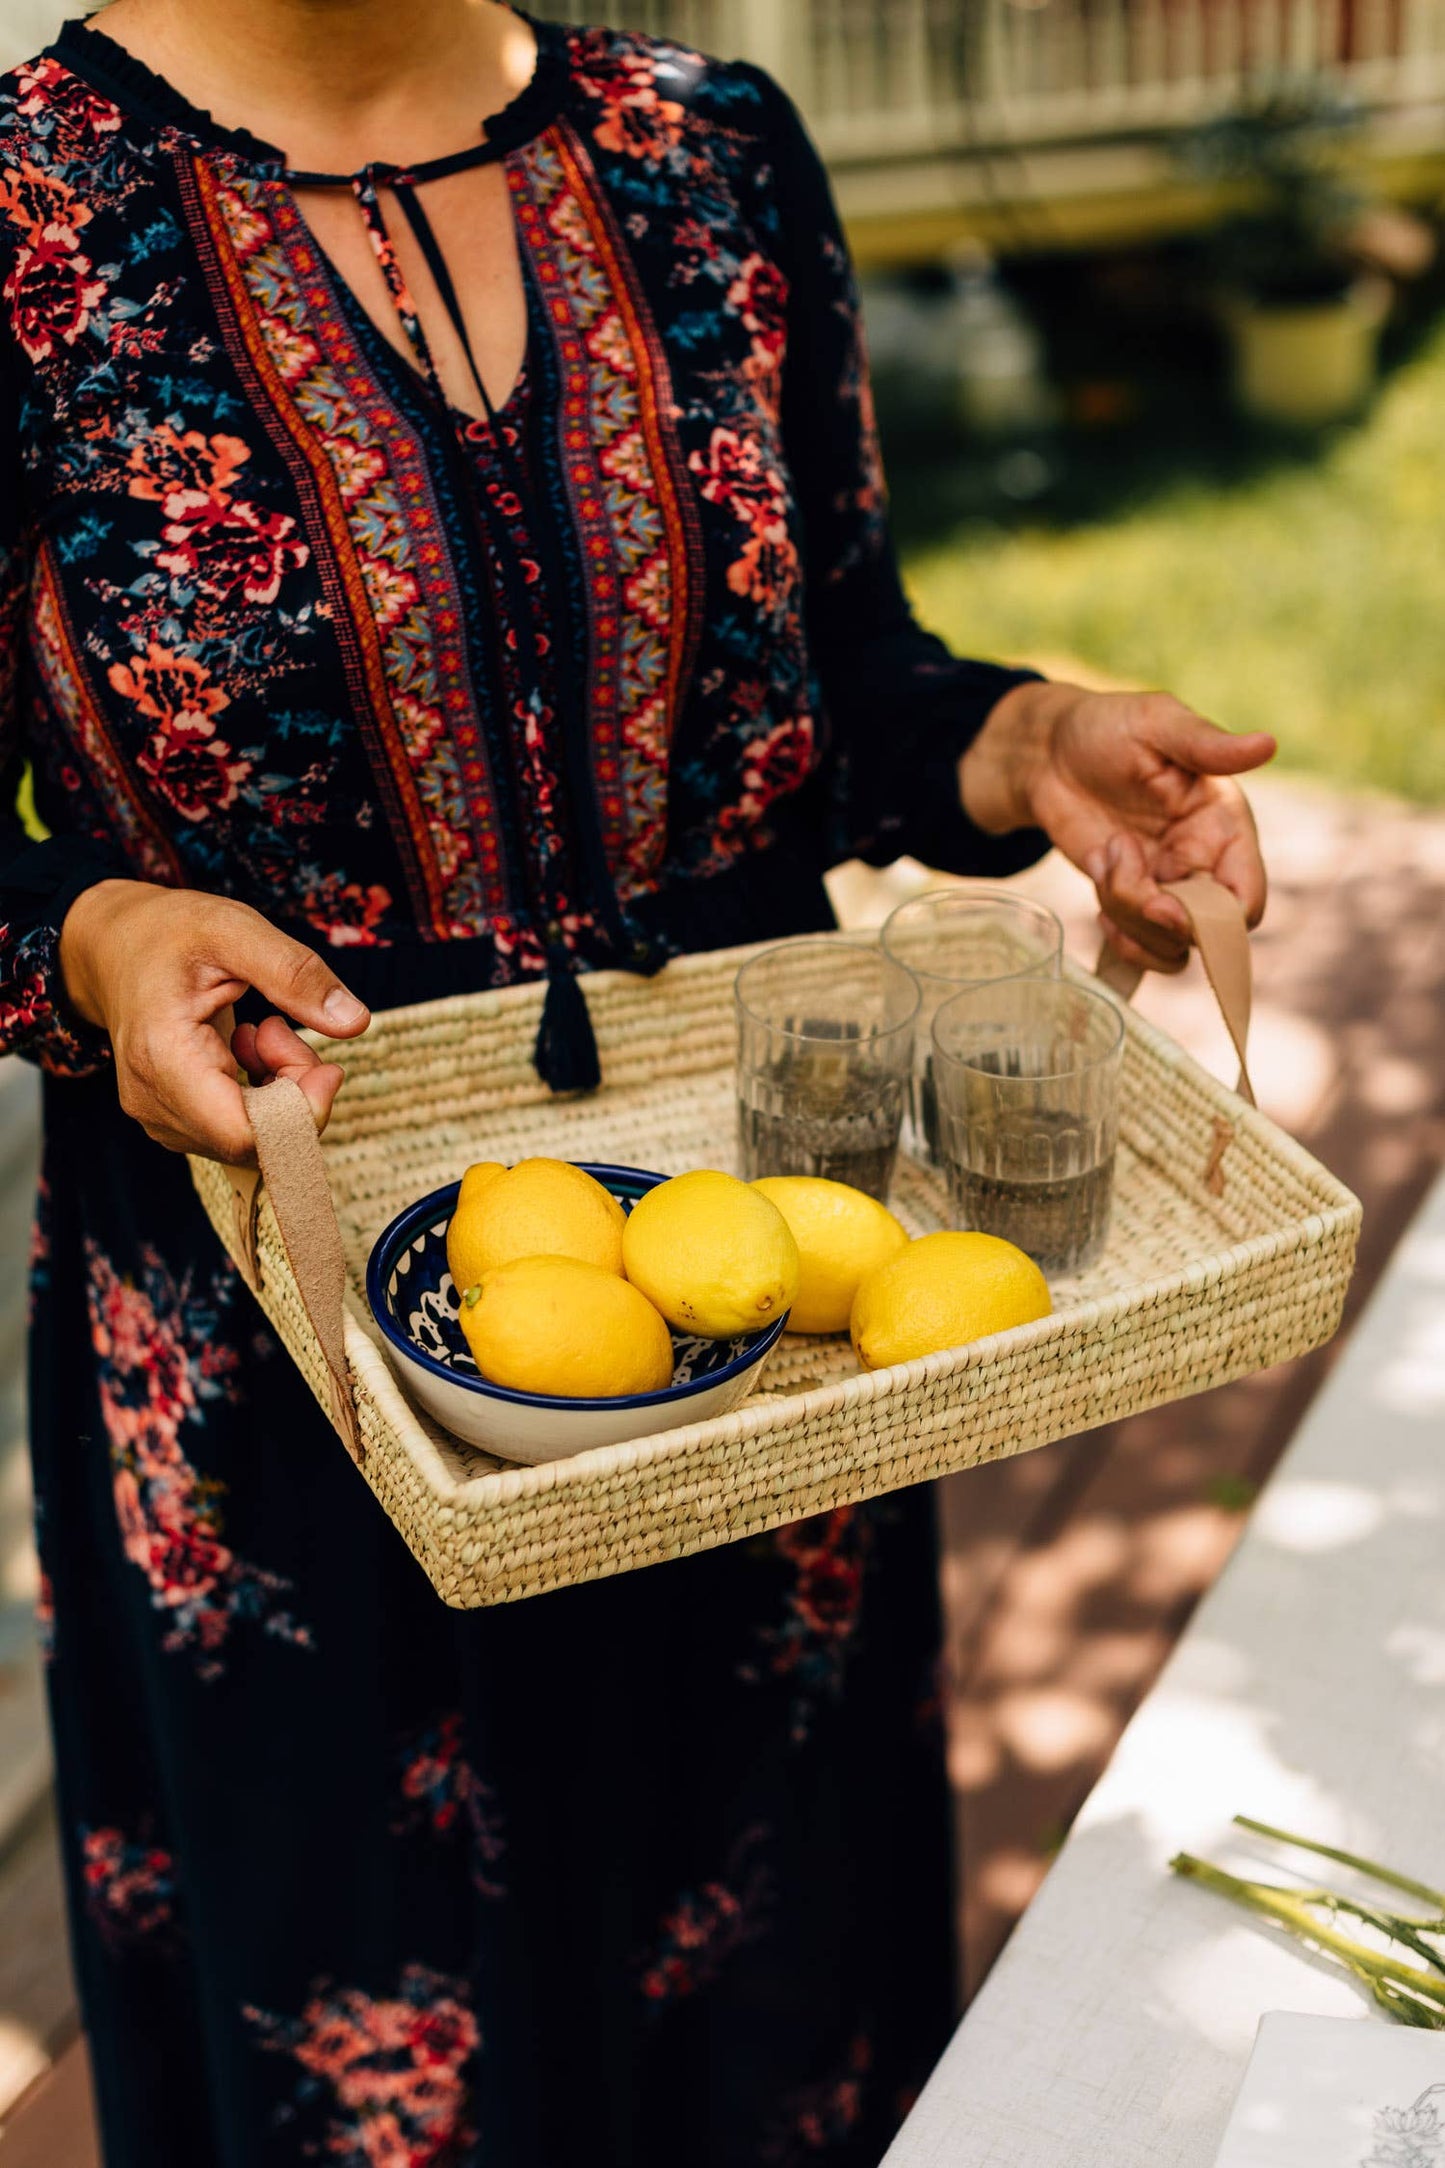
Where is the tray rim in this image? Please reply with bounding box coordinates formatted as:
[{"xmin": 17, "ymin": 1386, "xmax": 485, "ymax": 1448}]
[
  {"xmin": 287, "ymin": 947, "xmax": 1362, "ymax": 1505},
  {"xmin": 196, "ymin": 937, "xmax": 1362, "ymax": 1540},
  {"xmin": 341, "ymin": 1190, "xmax": 1359, "ymax": 1508}
]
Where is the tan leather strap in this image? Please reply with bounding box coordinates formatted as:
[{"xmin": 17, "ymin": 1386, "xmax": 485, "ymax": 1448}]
[
  {"xmin": 1095, "ymin": 871, "xmax": 1256, "ymax": 1109},
  {"xmin": 225, "ymin": 1078, "xmax": 362, "ymax": 1463}
]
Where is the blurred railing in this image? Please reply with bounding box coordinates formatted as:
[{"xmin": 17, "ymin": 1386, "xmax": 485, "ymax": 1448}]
[
  {"xmin": 1, "ymin": 1, "xmax": 1442, "ymax": 248},
  {"xmin": 2, "ymin": 3, "xmax": 1443, "ymax": 168},
  {"xmin": 561, "ymin": 1, "xmax": 1445, "ymax": 162}
]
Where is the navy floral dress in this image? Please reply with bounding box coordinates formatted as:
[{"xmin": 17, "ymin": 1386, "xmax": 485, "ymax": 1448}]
[{"xmin": 1, "ymin": 18, "xmax": 1046, "ymax": 2167}]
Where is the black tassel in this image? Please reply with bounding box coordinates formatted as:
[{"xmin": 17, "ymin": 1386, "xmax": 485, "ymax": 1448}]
[{"xmin": 533, "ymin": 951, "xmax": 601, "ymax": 1095}]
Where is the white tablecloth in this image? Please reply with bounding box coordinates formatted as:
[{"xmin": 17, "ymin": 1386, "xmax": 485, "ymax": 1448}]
[{"xmin": 886, "ymin": 1170, "xmax": 1445, "ymax": 2168}]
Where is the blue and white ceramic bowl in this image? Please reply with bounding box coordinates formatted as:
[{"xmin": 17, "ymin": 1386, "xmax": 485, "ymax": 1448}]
[{"xmin": 366, "ymin": 1163, "xmax": 788, "ymax": 1464}]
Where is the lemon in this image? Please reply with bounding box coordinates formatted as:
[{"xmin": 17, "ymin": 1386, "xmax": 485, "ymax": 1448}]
[
  {"xmin": 621, "ymin": 1170, "xmax": 800, "ymax": 1338},
  {"xmin": 850, "ymin": 1231, "xmax": 1051, "ymax": 1370},
  {"xmin": 751, "ymin": 1177, "xmax": 909, "ymax": 1335},
  {"xmin": 445, "ymin": 1162, "xmax": 508, "ymax": 1293},
  {"xmin": 448, "ymin": 1157, "xmax": 625, "ymax": 1289},
  {"xmin": 459, "ymin": 1256, "xmax": 674, "ymax": 1399}
]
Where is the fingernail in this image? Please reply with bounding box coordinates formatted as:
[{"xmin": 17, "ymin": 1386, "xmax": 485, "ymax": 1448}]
[
  {"xmin": 1104, "ymin": 837, "xmax": 1122, "ymax": 872},
  {"xmin": 323, "ymin": 988, "xmax": 367, "ymax": 1029},
  {"xmin": 1083, "ymin": 851, "xmax": 1106, "ymax": 885}
]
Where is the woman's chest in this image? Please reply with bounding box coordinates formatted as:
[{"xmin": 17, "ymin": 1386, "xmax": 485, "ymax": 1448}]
[{"xmin": 9, "ymin": 95, "xmax": 815, "ymax": 943}]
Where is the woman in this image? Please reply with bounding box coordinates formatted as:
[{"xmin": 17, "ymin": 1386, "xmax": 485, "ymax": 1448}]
[{"xmin": 0, "ymin": 3, "xmax": 1273, "ymax": 2161}]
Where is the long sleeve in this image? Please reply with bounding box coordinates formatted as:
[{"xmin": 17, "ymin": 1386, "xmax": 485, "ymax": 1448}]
[
  {"xmin": 748, "ymin": 68, "xmax": 1050, "ymax": 878},
  {"xmin": 0, "ymin": 348, "xmax": 117, "ymax": 1076}
]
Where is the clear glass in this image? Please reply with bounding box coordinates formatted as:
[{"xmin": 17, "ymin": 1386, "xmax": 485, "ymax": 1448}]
[
  {"xmin": 932, "ymin": 977, "xmax": 1126, "ymax": 1277},
  {"xmin": 881, "ymin": 888, "xmax": 1064, "ymax": 1165},
  {"xmin": 735, "ymin": 938, "xmax": 919, "ymax": 1203}
]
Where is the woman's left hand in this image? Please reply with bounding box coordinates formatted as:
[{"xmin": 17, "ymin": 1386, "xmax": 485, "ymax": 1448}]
[{"xmin": 959, "ymin": 680, "xmax": 1276, "ymax": 973}]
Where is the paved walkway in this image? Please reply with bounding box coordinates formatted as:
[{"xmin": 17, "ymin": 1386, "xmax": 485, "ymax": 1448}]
[{"xmin": 1, "ymin": 774, "xmax": 1442, "ymax": 2137}]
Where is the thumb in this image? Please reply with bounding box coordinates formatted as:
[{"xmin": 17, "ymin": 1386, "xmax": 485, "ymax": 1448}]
[
  {"xmin": 1154, "ymin": 707, "xmax": 1277, "ymax": 778},
  {"xmin": 203, "ymin": 899, "xmax": 370, "ymax": 1039}
]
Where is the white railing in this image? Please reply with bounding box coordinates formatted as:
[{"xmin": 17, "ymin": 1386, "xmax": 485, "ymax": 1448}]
[
  {"xmin": 559, "ymin": 0, "xmax": 1445, "ymax": 162},
  {"xmin": 4, "ymin": 2, "xmax": 1444, "ymax": 171}
]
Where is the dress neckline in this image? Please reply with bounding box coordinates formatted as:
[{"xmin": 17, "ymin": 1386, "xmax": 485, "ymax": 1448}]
[{"xmin": 49, "ymin": 12, "xmax": 570, "ymax": 182}]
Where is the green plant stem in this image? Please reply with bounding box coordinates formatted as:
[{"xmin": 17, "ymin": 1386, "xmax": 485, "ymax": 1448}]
[
  {"xmin": 1311, "ymin": 1894, "xmax": 1445, "ymax": 1981},
  {"xmin": 1233, "ymin": 1816, "xmax": 1445, "ymax": 1916},
  {"xmin": 1170, "ymin": 1854, "xmax": 1445, "ymax": 2025},
  {"xmin": 1240, "ymin": 1880, "xmax": 1445, "ymax": 1974}
]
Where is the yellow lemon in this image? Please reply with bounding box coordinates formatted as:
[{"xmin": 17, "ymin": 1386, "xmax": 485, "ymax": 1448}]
[
  {"xmin": 445, "ymin": 1162, "xmax": 508, "ymax": 1293},
  {"xmin": 850, "ymin": 1231, "xmax": 1051, "ymax": 1370},
  {"xmin": 622, "ymin": 1170, "xmax": 799, "ymax": 1338},
  {"xmin": 459, "ymin": 1256, "xmax": 674, "ymax": 1399},
  {"xmin": 449, "ymin": 1157, "xmax": 625, "ymax": 1290},
  {"xmin": 751, "ymin": 1176, "xmax": 909, "ymax": 1335}
]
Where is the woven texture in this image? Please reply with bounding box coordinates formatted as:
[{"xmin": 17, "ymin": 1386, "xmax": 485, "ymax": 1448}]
[{"xmin": 189, "ymin": 940, "xmax": 1361, "ymax": 1608}]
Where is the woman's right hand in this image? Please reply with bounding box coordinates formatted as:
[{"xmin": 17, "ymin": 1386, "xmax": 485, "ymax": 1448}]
[{"xmin": 59, "ymin": 880, "xmax": 371, "ymax": 1164}]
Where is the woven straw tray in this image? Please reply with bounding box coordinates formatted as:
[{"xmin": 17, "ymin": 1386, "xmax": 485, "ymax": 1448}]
[{"xmin": 189, "ymin": 910, "xmax": 1361, "ymax": 1608}]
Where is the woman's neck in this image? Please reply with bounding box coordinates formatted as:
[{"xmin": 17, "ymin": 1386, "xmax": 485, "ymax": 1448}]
[{"xmin": 89, "ymin": 0, "xmax": 538, "ymax": 169}]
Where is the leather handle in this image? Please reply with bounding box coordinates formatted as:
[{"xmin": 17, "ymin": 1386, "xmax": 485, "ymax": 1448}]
[
  {"xmin": 1095, "ymin": 871, "xmax": 1256, "ymax": 1109},
  {"xmin": 223, "ymin": 1078, "xmax": 362, "ymax": 1462}
]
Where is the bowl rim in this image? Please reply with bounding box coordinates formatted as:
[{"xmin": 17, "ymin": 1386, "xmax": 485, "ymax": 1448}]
[{"xmin": 365, "ymin": 1163, "xmax": 790, "ymax": 1413}]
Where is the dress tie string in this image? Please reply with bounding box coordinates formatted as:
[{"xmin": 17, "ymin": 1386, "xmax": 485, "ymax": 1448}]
[
  {"xmin": 350, "ymin": 166, "xmax": 447, "ymax": 397},
  {"xmin": 308, "ymin": 155, "xmax": 641, "ymax": 1094}
]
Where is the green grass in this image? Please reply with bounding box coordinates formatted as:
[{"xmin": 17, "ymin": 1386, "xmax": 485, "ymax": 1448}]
[{"xmin": 896, "ymin": 312, "xmax": 1445, "ymax": 805}]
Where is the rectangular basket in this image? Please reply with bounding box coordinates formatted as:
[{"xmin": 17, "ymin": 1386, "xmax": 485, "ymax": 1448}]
[{"xmin": 189, "ymin": 935, "xmax": 1361, "ymax": 1607}]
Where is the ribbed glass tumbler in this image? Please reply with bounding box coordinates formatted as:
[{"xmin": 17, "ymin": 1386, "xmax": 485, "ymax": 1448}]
[
  {"xmin": 735, "ymin": 938, "xmax": 919, "ymax": 1204},
  {"xmin": 932, "ymin": 977, "xmax": 1125, "ymax": 1276},
  {"xmin": 881, "ymin": 888, "xmax": 1063, "ymax": 1166}
]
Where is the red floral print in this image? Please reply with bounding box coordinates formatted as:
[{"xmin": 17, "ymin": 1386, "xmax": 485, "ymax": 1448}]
[
  {"xmin": 728, "ymin": 252, "xmax": 789, "ymax": 403},
  {"xmin": 11, "ymin": 53, "xmax": 120, "ymax": 145},
  {"xmin": 0, "ymin": 923, "xmax": 99, "ymax": 1076},
  {"xmin": 134, "ymin": 708, "xmax": 250, "ymax": 822},
  {"xmin": 3, "ymin": 224, "xmax": 106, "ymax": 362},
  {"xmin": 779, "ymin": 1512, "xmax": 868, "ymax": 1640},
  {"xmin": 360, "ymin": 555, "xmax": 422, "ymax": 637},
  {"xmin": 0, "ymin": 948, "xmax": 48, "ymax": 1040},
  {"xmin": 0, "ymin": 155, "xmax": 107, "ymax": 364},
  {"xmin": 154, "ymin": 489, "xmax": 309, "ymax": 607},
  {"xmin": 108, "ymin": 640, "xmax": 229, "ymax": 731},
  {"xmin": 394, "ymin": 1713, "xmax": 506, "ymax": 1899},
  {"xmin": 320, "ymin": 879, "xmax": 393, "ymax": 948},
  {"xmin": 763, "ymin": 2035, "xmax": 872, "ymax": 2163},
  {"xmin": 108, "ymin": 643, "xmax": 252, "ymax": 821},
  {"xmin": 86, "ymin": 1242, "xmax": 311, "ymax": 1679},
  {"xmin": 741, "ymin": 1508, "xmax": 872, "ymax": 1743},
  {"xmin": 81, "ymin": 1824, "xmax": 177, "ymax": 1946},
  {"xmin": 0, "ymin": 156, "xmax": 91, "ymax": 244},
  {"xmin": 639, "ymin": 1827, "xmax": 770, "ymax": 2006},
  {"xmin": 710, "ymin": 715, "xmax": 817, "ymax": 861},
  {"xmin": 120, "ymin": 418, "xmax": 310, "ymax": 608},
  {"xmin": 246, "ymin": 1964, "xmax": 480, "ymax": 2168},
  {"xmin": 573, "ymin": 36, "xmax": 689, "ymax": 163},
  {"xmin": 125, "ymin": 423, "xmax": 250, "ymax": 507},
  {"xmin": 688, "ymin": 425, "xmax": 799, "ymax": 609}
]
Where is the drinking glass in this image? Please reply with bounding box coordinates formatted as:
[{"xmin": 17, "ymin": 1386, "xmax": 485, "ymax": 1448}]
[
  {"xmin": 931, "ymin": 977, "xmax": 1125, "ymax": 1276},
  {"xmin": 735, "ymin": 938, "xmax": 919, "ymax": 1203},
  {"xmin": 881, "ymin": 889, "xmax": 1063, "ymax": 1165}
]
